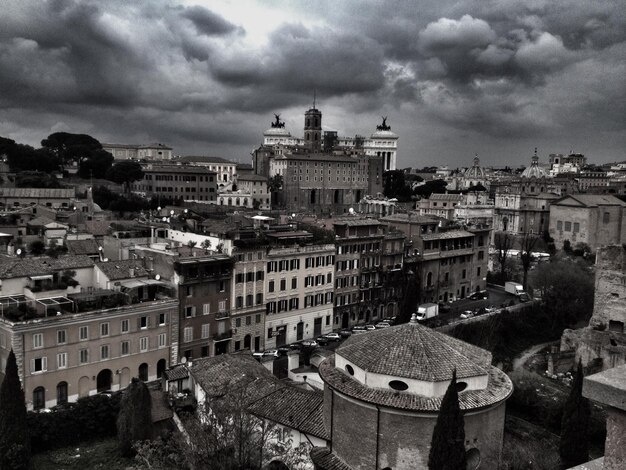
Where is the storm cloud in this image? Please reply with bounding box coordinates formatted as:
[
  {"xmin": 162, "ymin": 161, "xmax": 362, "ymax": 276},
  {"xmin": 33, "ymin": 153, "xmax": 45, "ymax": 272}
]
[{"xmin": 0, "ymin": 0, "xmax": 624, "ymax": 166}]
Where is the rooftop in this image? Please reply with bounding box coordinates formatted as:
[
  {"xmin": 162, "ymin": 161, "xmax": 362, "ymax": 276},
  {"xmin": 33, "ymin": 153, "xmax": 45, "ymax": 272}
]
[
  {"xmin": 66, "ymin": 239, "xmax": 101, "ymax": 256},
  {"xmin": 335, "ymin": 322, "xmax": 491, "ymax": 382},
  {"xmin": 179, "ymin": 156, "xmax": 236, "ymax": 165},
  {"xmin": 95, "ymin": 259, "xmax": 150, "ymax": 280},
  {"xmin": 0, "ymin": 188, "xmax": 75, "ymax": 198},
  {"xmin": 421, "ymin": 229, "xmax": 475, "ymax": 241},
  {"xmin": 0, "ymin": 256, "xmax": 95, "ymax": 279},
  {"xmin": 555, "ymin": 194, "xmax": 626, "ymax": 207},
  {"xmin": 333, "ymin": 218, "xmax": 382, "ymax": 227}
]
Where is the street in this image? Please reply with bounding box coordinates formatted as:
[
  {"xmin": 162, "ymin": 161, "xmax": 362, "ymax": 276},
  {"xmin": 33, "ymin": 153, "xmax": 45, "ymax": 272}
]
[{"xmin": 436, "ymin": 285, "xmax": 520, "ymax": 323}]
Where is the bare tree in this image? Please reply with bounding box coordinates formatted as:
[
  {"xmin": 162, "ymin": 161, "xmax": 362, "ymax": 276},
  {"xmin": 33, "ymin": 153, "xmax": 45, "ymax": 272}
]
[
  {"xmin": 519, "ymin": 231, "xmax": 539, "ymax": 291},
  {"xmin": 494, "ymin": 232, "xmax": 513, "ymax": 281}
]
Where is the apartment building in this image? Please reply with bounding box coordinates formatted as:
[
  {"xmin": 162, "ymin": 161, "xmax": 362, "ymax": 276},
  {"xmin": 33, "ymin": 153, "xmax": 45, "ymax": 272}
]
[
  {"xmin": 132, "ymin": 164, "xmax": 218, "ymax": 203},
  {"xmin": 0, "ymin": 256, "xmax": 177, "ymax": 410},
  {"xmin": 264, "ymin": 236, "xmax": 335, "ymax": 347},
  {"xmin": 231, "ymin": 246, "xmax": 267, "ymax": 352},
  {"xmin": 174, "ymin": 255, "xmax": 234, "ymax": 360}
]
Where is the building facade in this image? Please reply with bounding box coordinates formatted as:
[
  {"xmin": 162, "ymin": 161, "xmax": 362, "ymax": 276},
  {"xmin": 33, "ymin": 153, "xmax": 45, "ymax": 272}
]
[
  {"xmin": 132, "ymin": 164, "xmax": 217, "ymax": 203},
  {"xmin": 102, "ymin": 143, "xmax": 173, "ymax": 160}
]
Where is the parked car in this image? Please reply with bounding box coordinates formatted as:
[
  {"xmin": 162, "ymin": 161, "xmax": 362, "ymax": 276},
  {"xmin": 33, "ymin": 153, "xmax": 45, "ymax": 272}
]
[
  {"xmin": 460, "ymin": 310, "xmax": 475, "ymax": 319},
  {"xmin": 252, "ymin": 349, "xmax": 279, "ymax": 359},
  {"xmin": 387, "ymin": 316, "xmax": 398, "ymax": 325},
  {"xmin": 324, "ymin": 332, "xmax": 342, "ymax": 341},
  {"xmin": 316, "ymin": 336, "xmax": 330, "ymax": 345},
  {"xmin": 364, "ymin": 324, "xmax": 377, "ymax": 331},
  {"xmin": 352, "ymin": 325, "xmax": 368, "ymax": 334},
  {"xmin": 339, "ymin": 329, "xmax": 352, "ymax": 338},
  {"xmin": 277, "ymin": 345, "xmax": 291, "ymax": 355},
  {"xmin": 468, "ymin": 290, "xmax": 489, "ymax": 300},
  {"xmin": 289, "ymin": 342, "xmax": 302, "ymax": 350},
  {"xmin": 301, "ymin": 339, "xmax": 318, "ymax": 348},
  {"xmin": 375, "ymin": 321, "xmax": 391, "ymax": 329}
]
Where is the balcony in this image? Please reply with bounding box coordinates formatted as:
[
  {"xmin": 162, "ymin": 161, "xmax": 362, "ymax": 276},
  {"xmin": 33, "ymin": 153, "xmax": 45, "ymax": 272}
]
[
  {"xmin": 215, "ymin": 310, "xmax": 230, "ymax": 320},
  {"xmin": 213, "ymin": 329, "xmax": 233, "ymax": 342}
]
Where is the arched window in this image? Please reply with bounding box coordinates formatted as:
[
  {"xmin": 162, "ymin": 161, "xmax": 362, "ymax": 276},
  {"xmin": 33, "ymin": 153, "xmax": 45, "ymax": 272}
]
[
  {"xmin": 426, "ymin": 272, "xmax": 433, "ymax": 287},
  {"xmin": 388, "ymin": 380, "xmax": 409, "ymax": 391},
  {"xmin": 345, "ymin": 364, "xmax": 354, "ymax": 376},
  {"xmin": 310, "ymin": 189, "xmax": 316, "ymax": 204},
  {"xmin": 56, "ymin": 381, "xmax": 68, "ymax": 405},
  {"xmin": 33, "ymin": 386, "xmax": 45, "ymax": 410},
  {"xmin": 334, "ymin": 189, "xmax": 340, "ymax": 204},
  {"xmin": 244, "ymin": 334, "xmax": 251, "ymax": 349},
  {"xmin": 157, "ymin": 359, "xmax": 167, "ymax": 379},
  {"xmin": 139, "ymin": 363, "xmax": 148, "ymax": 381}
]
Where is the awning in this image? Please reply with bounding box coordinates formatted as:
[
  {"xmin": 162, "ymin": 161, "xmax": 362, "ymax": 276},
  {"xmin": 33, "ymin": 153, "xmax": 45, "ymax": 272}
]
[
  {"xmin": 118, "ymin": 279, "xmax": 147, "ymax": 289},
  {"xmin": 29, "ymin": 275, "xmax": 53, "ymax": 281}
]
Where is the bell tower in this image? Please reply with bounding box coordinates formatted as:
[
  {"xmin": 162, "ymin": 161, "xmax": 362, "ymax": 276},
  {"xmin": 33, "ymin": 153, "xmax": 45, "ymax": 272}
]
[{"xmin": 304, "ymin": 91, "xmax": 322, "ymax": 151}]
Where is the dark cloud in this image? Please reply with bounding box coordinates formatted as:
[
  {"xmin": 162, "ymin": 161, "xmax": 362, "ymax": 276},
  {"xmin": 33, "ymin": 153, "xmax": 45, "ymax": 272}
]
[
  {"xmin": 0, "ymin": 0, "xmax": 624, "ymax": 167},
  {"xmin": 180, "ymin": 5, "xmax": 242, "ymax": 36}
]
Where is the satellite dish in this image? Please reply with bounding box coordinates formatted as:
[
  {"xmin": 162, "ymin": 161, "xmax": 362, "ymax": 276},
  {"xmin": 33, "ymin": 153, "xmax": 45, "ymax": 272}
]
[
  {"xmin": 98, "ymin": 246, "xmax": 103, "ymax": 251},
  {"xmin": 103, "ymin": 258, "xmax": 109, "ymax": 262},
  {"xmin": 291, "ymin": 213, "xmax": 296, "ymax": 218},
  {"xmin": 155, "ymin": 274, "xmax": 161, "ymax": 281},
  {"xmin": 16, "ymin": 248, "xmax": 22, "ymax": 255},
  {"xmin": 348, "ymin": 207, "xmax": 355, "ymax": 214},
  {"xmin": 180, "ymin": 357, "xmax": 187, "ymax": 364},
  {"xmin": 162, "ymin": 217, "xmax": 167, "ymax": 222}
]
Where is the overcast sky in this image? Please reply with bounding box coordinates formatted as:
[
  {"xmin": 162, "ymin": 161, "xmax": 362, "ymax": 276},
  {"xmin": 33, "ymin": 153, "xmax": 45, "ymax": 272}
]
[{"xmin": 1, "ymin": 0, "xmax": 624, "ymax": 168}]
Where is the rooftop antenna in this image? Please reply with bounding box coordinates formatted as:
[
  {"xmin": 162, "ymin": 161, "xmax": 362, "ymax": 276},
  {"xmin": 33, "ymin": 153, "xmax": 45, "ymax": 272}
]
[{"xmin": 313, "ymin": 89, "xmax": 316, "ymax": 109}]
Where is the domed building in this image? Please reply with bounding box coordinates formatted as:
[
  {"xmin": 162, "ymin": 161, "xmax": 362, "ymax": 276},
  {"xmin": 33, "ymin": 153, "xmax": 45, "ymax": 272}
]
[
  {"xmin": 520, "ymin": 150, "xmax": 549, "ymax": 179},
  {"xmin": 445, "ymin": 155, "xmax": 489, "ymax": 191},
  {"xmin": 311, "ymin": 316, "xmax": 512, "ymax": 470}
]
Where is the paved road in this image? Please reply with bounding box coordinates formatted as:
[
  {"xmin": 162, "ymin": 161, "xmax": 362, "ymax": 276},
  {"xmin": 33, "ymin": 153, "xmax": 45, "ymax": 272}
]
[{"xmin": 437, "ymin": 285, "xmax": 519, "ymax": 323}]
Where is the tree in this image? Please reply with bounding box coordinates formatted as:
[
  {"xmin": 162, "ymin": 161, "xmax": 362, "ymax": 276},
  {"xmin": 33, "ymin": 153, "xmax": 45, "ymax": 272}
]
[
  {"xmin": 428, "ymin": 369, "xmax": 467, "ymax": 470},
  {"xmin": 529, "ymin": 258, "xmax": 594, "ymax": 327},
  {"xmin": 28, "ymin": 240, "xmax": 46, "ymax": 256},
  {"xmin": 559, "ymin": 361, "xmax": 590, "ymax": 468},
  {"xmin": 78, "ymin": 148, "xmax": 114, "ymax": 179},
  {"xmin": 494, "ymin": 231, "xmax": 513, "ymax": 283},
  {"xmin": 106, "ymin": 161, "xmax": 145, "ymax": 193},
  {"xmin": 519, "ymin": 231, "xmax": 539, "ymax": 291},
  {"xmin": 201, "ymin": 239, "xmax": 212, "ymax": 253},
  {"xmin": 412, "ymin": 179, "xmax": 448, "ymax": 198},
  {"xmin": 0, "ymin": 350, "xmax": 31, "ymax": 470},
  {"xmin": 41, "ymin": 132, "xmax": 103, "ymax": 173},
  {"xmin": 117, "ymin": 377, "xmax": 154, "ymax": 458},
  {"xmin": 268, "ymin": 174, "xmax": 283, "ymax": 193}
]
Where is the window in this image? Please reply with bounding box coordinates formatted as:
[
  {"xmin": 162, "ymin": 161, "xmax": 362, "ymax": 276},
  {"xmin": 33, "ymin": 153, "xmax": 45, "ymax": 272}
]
[
  {"xmin": 557, "ymin": 220, "xmax": 563, "ymax": 230},
  {"xmin": 100, "ymin": 345, "xmax": 109, "ymax": 360},
  {"xmin": 79, "ymin": 349, "xmax": 89, "ymax": 364},
  {"xmin": 140, "ymin": 337, "xmax": 148, "ymax": 352},
  {"xmin": 389, "ymin": 380, "xmax": 409, "ymax": 391},
  {"xmin": 33, "ymin": 333, "xmax": 43, "ymax": 349},
  {"xmin": 235, "ymin": 318, "xmax": 241, "ymax": 327},
  {"xmin": 121, "ymin": 341, "xmax": 130, "ymax": 356},
  {"xmin": 121, "ymin": 319, "xmax": 129, "ymax": 333},
  {"xmin": 31, "ymin": 356, "xmax": 47, "ymax": 373},
  {"xmin": 256, "ymin": 293, "xmax": 263, "ymax": 304},
  {"xmin": 159, "ymin": 313, "xmax": 167, "ymax": 325},
  {"xmin": 33, "ymin": 387, "xmax": 45, "ymax": 410},
  {"xmin": 158, "ymin": 333, "xmax": 167, "ymax": 348},
  {"xmin": 185, "ymin": 306, "xmax": 195, "ymax": 318},
  {"xmin": 236, "ymin": 296, "xmax": 243, "ymax": 308},
  {"xmin": 256, "ymin": 314, "xmax": 261, "ymax": 324},
  {"xmin": 203, "ymin": 303, "xmax": 211, "ymax": 315},
  {"xmin": 56, "ymin": 352, "xmax": 67, "ymax": 369},
  {"xmin": 100, "ymin": 322, "xmax": 110, "ymax": 337},
  {"xmin": 183, "ymin": 327, "xmax": 193, "ymax": 343},
  {"xmin": 185, "ymin": 285, "xmax": 193, "ymax": 297},
  {"xmin": 56, "ymin": 382, "xmax": 68, "ymax": 406},
  {"xmin": 291, "ymin": 277, "xmax": 297, "ymax": 289},
  {"xmin": 218, "ymin": 300, "xmax": 226, "ymax": 312},
  {"xmin": 603, "ymin": 212, "xmax": 610, "ymax": 223},
  {"xmin": 201, "ymin": 324, "xmax": 210, "ymax": 339},
  {"xmin": 57, "ymin": 330, "xmax": 66, "ymax": 345},
  {"xmin": 564, "ymin": 221, "xmax": 572, "ymax": 232},
  {"xmin": 269, "ymin": 281, "xmax": 275, "ymax": 292},
  {"xmin": 246, "ymin": 316, "xmax": 252, "ymax": 326},
  {"xmin": 477, "ymin": 267, "xmax": 481, "ymax": 277},
  {"xmin": 573, "ymin": 222, "xmax": 580, "ymax": 233},
  {"xmin": 326, "ymin": 315, "xmax": 330, "ymax": 325}
]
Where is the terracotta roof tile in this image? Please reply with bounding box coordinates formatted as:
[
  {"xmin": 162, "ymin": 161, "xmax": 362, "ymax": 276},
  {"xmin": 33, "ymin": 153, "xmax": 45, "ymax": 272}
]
[
  {"xmin": 66, "ymin": 239, "xmax": 100, "ymax": 255},
  {"xmin": 0, "ymin": 255, "xmax": 94, "ymax": 279},
  {"xmin": 335, "ymin": 323, "xmax": 491, "ymax": 382},
  {"xmin": 310, "ymin": 447, "xmax": 354, "ymax": 470}
]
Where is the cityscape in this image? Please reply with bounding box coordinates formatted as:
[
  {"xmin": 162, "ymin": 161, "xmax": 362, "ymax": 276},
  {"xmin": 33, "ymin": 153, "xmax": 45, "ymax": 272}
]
[{"xmin": 0, "ymin": 1, "xmax": 625, "ymax": 470}]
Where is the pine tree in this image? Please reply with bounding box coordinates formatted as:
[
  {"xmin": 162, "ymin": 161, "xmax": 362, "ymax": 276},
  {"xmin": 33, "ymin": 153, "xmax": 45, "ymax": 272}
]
[
  {"xmin": 559, "ymin": 360, "xmax": 590, "ymax": 469},
  {"xmin": 117, "ymin": 377, "xmax": 153, "ymax": 458},
  {"xmin": 0, "ymin": 349, "xmax": 31, "ymax": 470},
  {"xmin": 428, "ymin": 369, "xmax": 467, "ymax": 470}
]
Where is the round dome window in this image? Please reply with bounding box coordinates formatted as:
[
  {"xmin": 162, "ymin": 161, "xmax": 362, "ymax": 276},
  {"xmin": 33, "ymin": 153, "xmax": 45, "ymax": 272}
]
[
  {"xmin": 456, "ymin": 381, "xmax": 468, "ymax": 392},
  {"xmin": 345, "ymin": 364, "xmax": 354, "ymax": 376},
  {"xmin": 388, "ymin": 380, "xmax": 409, "ymax": 391}
]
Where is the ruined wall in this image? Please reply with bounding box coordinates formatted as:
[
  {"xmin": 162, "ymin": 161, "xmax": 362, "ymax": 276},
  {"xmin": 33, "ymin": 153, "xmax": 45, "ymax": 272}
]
[{"xmin": 561, "ymin": 245, "xmax": 626, "ymax": 372}]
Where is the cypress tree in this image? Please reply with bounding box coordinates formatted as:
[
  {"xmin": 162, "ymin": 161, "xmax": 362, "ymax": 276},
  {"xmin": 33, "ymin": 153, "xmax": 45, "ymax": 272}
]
[
  {"xmin": 428, "ymin": 369, "xmax": 467, "ymax": 470},
  {"xmin": 559, "ymin": 360, "xmax": 590, "ymax": 469},
  {"xmin": 0, "ymin": 349, "xmax": 31, "ymax": 470},
  {"xmin": 117, "ymin": 377, "xmax": 153, "ymax": 458}
]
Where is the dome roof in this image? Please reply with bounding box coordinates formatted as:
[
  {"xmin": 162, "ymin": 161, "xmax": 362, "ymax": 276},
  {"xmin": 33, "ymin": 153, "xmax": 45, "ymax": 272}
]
[
  {"xmin": 521, "ymin": 152, "xmax": 548, "ymax": 178},
  {"xmin": 336, "ymin": 320, "xmax": 491, "ymax": 382},
  {"xmin": 464, "ymin": 156, "xmax": 486, "ymax": 179}
]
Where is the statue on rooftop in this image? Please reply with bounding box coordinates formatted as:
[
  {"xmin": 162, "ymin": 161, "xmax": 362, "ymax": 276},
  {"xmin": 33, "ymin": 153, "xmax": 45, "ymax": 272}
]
[
  {"xmin": 376, "ymin": 116, "xmax": 391, "ymax": 131},
  {"xmin": 271, "ymin": 114, "xmax": 285, "ymax": 128}
]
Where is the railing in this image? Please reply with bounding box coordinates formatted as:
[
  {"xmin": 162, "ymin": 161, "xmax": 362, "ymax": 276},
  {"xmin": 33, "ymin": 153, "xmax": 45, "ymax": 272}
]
[
  {"xmin": 213, "ymin": 329, "xmax": 233, "ymax": 341},
  {"xmin": 215, "ymin": 310, "xmax": 230, "ymax": 319}
]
